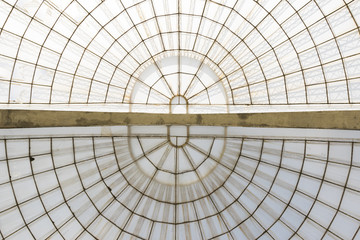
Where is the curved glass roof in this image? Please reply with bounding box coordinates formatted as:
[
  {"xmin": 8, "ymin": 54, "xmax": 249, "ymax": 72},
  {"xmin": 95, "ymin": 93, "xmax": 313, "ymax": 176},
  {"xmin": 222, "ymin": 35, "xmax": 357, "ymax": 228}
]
[
  {"xmin": 0, "ymin": 0, "xmax": 360, "ymax": 239},
  {"xmin": 1, "ymin": 126, "xmax": 360, "ymax": 239},
  {"xmin": 0, "ymin": 0, "xmax": 359, "ymax": 112}
]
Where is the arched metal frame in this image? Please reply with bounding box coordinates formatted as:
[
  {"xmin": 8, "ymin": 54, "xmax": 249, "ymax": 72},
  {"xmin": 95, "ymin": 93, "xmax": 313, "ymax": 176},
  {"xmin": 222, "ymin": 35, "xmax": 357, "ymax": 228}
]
[
  {"xmin": 0, "ymin": 0, "xmax": 360, "ymax": 239},
  {"xmin": 0, "ymin": 0, "xmax": 359, "ymax": 113}
]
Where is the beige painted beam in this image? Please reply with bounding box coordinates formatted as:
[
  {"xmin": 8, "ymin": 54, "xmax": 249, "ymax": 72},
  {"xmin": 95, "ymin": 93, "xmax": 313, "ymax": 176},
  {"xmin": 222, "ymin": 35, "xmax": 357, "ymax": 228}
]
[{"xmin": 0, "ymin": 109, "xmax": 359, "ymax": 129}]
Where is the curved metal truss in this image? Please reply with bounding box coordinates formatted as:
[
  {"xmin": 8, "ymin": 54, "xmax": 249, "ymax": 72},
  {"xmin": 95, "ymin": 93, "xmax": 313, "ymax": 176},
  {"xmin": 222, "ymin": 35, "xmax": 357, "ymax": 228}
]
[
  {"xmin": 0, "ymin": 0, "xmax": 359, "ymax": 112},
  {"xmin": 0, "ymin": 126, "xmax": 360, "ymax": 239},
  {"xmin": 1, "ymin": 0, "xmax": 360, "ymax": 239}
]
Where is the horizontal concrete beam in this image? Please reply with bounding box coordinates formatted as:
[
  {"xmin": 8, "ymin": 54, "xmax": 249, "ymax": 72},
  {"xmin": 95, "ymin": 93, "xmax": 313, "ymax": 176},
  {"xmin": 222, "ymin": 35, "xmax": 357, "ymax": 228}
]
[{"xmin": 0, "ymin": 110, "xmax": 359, "ymax": 129}]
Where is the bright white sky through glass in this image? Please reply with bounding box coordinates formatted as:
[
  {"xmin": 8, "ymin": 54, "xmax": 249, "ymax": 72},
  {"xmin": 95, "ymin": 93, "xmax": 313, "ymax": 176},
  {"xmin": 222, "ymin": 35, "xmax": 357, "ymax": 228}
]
[
  {"xmin": 0, "ymin": 0, "xmax": 359, "ymax": 113},
  {"xmin": 0, "ymin": 126, "xmax": 360, "ymax": 239},
  {"xmin": 0, "ymin": 0, "xmax": 360, "ymax": 239}
]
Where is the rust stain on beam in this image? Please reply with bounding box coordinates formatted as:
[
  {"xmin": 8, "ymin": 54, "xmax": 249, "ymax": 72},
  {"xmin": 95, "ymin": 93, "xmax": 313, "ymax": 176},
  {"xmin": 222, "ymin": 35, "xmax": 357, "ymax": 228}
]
[{"xmin": 0, "ymin": 110, "xmax": 359, "ymax": 129}]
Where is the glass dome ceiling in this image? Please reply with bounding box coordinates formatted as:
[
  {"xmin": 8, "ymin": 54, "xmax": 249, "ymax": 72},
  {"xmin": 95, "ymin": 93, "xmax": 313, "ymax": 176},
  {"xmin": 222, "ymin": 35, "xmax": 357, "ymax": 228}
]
[
  {"xmin": 1, "ymin": 126, "xmax": 360, "ymax": 240},
  {"xmin": 0, "ymin": 0, "xmax": 360, "ymax": 239},
  {"xmin": 0, "ymin": 0, "xmax": 359, "ymax": 112}
]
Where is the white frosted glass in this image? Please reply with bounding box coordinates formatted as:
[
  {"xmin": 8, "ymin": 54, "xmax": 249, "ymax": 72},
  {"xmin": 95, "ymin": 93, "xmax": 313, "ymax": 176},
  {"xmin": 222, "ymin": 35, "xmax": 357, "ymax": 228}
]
[
  {"xmin": 150, "ymin": 223, "xmax": 175, "ymax": 240},
  {"xmin": 0, "ymin": 183, "xmax": 16, "ymax": 211},
  {"xmin": 12, "ymin": 177, "xmax": 37, "ymax": 203},
  {"xmin": 325, "ymin": 162, "xmax": 349, "ymax": 185},
  {"xmin": 272, "ymin": 169, "xmax": 298, "ymax": 201},
  {"xmin": 0, "ymin": 161, "xmax": 9, "ymax": 184},
  {"xmin": 176, "ymin": 202, "xmax": 196, "ymax": 222},
  {"xmin": 0, "ymin": 207, "xmax": 25, "ymax": 237},
  {"xmin": 31, "ymin": 154, "xmax": 53, "ymax": 174},
  {"xmin": 77, "ymin": 160, "xmax": 101, "ymax": 188},
  {"xmin": 48, "ymin": 203, "xmax": 72, "ymax": 227},
  {"xmin": 52, "ymin": 138, "xmax": 74, "ymax": 168},
  {"xmin": 40, "ymin": 188, "xmax": 64, "ymax": 211},
  {"xmin": 318, "ymin": 182, "xmax": 343, "ymax": 208},
  {"xmin": 56, "ymin": 166, "xmax": 83, "ymax": 199},
  {"xmin": 199, "ymin": 214, "xmax": 228, "ymax": 239},
  {"xmin": 125, "ymin": 215, "xmax": 153, "ymax": 239},
  {"xmin": 88, "ymin": 215, "xmax": 121, "ymax": 240},
  {"xmin": 86, "ymin": 182, "xmax": 113, "ymax": 211},
  {"xmin": 68, "ymin": 193, "xmax": 98, "ymax": 227},
  {"xmin": 341, "ymin": 190, "xmax": 360, "ymax": 219},
  {"xmin": 269, "ymin": 221, "xmax": 293, "ymax": 240},
  {"xmin": 0, "ymin": 0, "xmax": 359, "ymax": 238},
  {"xmin": 211, "ymin": 187, "xmax": 234, "ymax": 211},
  {"xmin": 96, "ymin": 155, "xmax": 118, "ymax": 177},
  {"xmin": 19, "ymin": 197, "xmax": 45, "ymax": 223},
  {"xmin": 28, "ymin": 215, "xmax": 54, "ymax": 239},
  {"xmin": 34, "ymin": 171, "xmax": 58, "ymax": 194},
  {"xmin": 5, "ymin": 227, "xmax": 34, "ymax": 240},
  {"xmin": 303, "ymin": 158, "xmax": 326, "ymax": 178},
  {"xmin": 306, "ymin": 141, "xmax": 328, "ymax": 160},
  {"xmin": 253, "ymin": 163, "xmax": 278, "ymax": 189},
  {"xmin": 308, "ymin": 201, "xmax": 336, "ymax": 228},
  {"xmin": 6, "ymin": 140, "xmax": 28, "ymax": 159},
  {"xmin": 291, "ymin": 192, "xmax": 314, "ymax": 215},
  {"xmin": 241, "ymin": 217, "xmax": 265, "ymax": 239},
  {"xmin": 0, "ymin": 0, "xmax": 358, "ymax": 112},
  {"xmin": 254, "ymin": 206, "xmax": 276, "ymax": 229},
  {"xmin": 59, "ymin": 218, "xmax": 83, "ymax": 240},
  {"xmin": 329, "ymin": 142, "xmax": 353, "ymax": 164},
  {"xmin": 298, "ymin": 219, "xmax": 325, "ymax": 239},
  {"xmin": 9, "ymin": 157, "xmax": 32, "ymax": 180},
  {"xmin": 330, "ymin": 212, "xmax": 360, "ymax": 239},
  {"xmin": 103, "ymin": 201, "xmax": 131, "ymax": 229},
  {"xmin": 281, "ymin": 207, "xmax": 305, "ymax": 231},
  {"xmin": 348, "ymin": 167, "xmax": 360, "ymax": 191},
  {"xmin": 297, "ymin": 175, "xmax": 321, "ymax": 198}
]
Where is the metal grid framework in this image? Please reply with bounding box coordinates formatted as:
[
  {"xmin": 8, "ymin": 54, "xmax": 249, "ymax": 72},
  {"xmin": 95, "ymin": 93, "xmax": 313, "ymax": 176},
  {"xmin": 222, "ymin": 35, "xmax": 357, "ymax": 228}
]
[
  {"xmin": 0, "ymin": 0, "xmax": 359, "ymax": 112},
  {"xmin": 0, "ymin": 126, "xmax": 360, "ymax": 239},
  {"xmin": 1, "ymin": 0, "xmax": 360, "ymax": 240}
]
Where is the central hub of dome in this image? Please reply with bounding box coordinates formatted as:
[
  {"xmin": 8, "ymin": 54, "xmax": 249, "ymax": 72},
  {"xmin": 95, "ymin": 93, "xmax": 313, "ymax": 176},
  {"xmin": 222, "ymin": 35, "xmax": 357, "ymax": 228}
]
[
  {"xmin": 128, "ymin": 52, "xmax": 229, "ymax": 113},
  {"xmin": 128, "ymin": 125, "xmax": 230, "ymax": 201},
  {"xmin": 168, "ymin": 125, "xmax": 188, "ymax": 147},
  {"xmin": 170, "ymin": 95, "xmax": 187, "ymax": 113}
]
